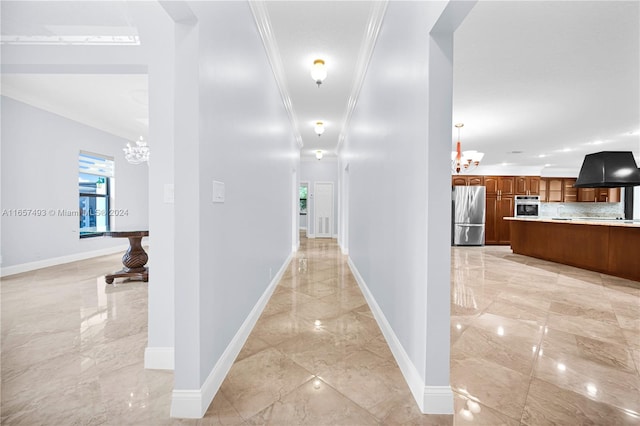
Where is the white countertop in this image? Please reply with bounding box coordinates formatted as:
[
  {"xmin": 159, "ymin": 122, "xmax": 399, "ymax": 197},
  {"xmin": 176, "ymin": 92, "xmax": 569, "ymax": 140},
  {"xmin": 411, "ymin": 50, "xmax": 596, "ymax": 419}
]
[{"xmin": 505, "ymin": 217, "xmax": 640, "ymax": 228}]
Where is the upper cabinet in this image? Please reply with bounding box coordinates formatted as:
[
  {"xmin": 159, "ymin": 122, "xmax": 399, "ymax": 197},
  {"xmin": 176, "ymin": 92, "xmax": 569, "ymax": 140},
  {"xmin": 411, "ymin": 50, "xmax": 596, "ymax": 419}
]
[
  {"xmin": 539, "ymin": 177, "xmax": 618, "ymax": 203},
  {"xmin": 485, "ymin": 176, "xmax": 514, "ymax": 196},
  {"xmin": 455, "ymin": 175, "xmax": 620, "ymax": 203},
  {"xmin": 515, "ymin": 176, "xmax": 540, "ymax": 195},
  {"xmin": 540, "ymin": 178, "xmax": 571, "ymax": 202},
  {"xmin": 452, "ymin": 176, "xmax": 484, "ymax": 186},
  {"xmin": 577, "ymin": 187, "xmax": 621, "ymax": 203},
  {"xmin": 563, "ymin": 178, "xmax": 578, "ymax": 202}
]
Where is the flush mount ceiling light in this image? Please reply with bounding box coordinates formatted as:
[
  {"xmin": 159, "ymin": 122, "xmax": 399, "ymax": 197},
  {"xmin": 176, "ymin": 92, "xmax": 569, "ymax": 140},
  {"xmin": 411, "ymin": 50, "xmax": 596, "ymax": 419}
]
[
  {"xmin": 123, "ymin": 136, "xmax": 150, "ymax": 164},
  {"xmin": 310, "ymin": 59, "xmax": 327, "ymax": 87},
  {"xmin": 314, "ymin": 121, "xmax": 325, "ymax": 136},
  {"xmin": 315, "ymin": 150, "xmax": 324, "ymax": 160},
  {"xmin": 451, "ymin": 123, "xmax": 484, "ymax": 174}
]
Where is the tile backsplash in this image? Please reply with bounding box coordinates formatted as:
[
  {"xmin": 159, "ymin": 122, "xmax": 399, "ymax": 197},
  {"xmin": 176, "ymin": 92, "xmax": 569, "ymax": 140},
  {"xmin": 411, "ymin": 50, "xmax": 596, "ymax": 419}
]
[{"xmin": 540, "ymin": 202, "xmax": 624, "ymax": 218}]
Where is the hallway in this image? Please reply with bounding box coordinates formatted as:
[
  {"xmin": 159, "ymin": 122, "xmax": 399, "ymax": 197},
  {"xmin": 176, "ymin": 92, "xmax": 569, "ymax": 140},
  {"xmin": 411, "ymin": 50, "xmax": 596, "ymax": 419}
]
[
  {"xmin": 1, "ymin": 235, "xmax": 639, "ymax": 424},
  {"xmin": 203, "ymin": 235, "xmax": 451, "ymax": 425}
]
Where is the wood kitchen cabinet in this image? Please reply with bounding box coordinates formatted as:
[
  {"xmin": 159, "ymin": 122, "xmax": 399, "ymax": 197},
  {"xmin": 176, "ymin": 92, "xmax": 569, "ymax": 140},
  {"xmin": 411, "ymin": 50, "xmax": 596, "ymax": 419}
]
[
  {"xmin": 515, "ymin": 176, "xmax": 540, "ymax": 195},
  {"xmin": 563, "ymin": 178, "xmax": 578, "ymax": 202},
  {"xmin": 540, "ymin": 178, "xmax": 577, "ymax": 202},
  {"xmin": 451, "ymin": 175, "xmax": 484, "ymax": 186},
  {"xmin": 485, "ymin": 176, "xmax": 514, "ymax": 196},
  {"xmin": 542, "ymin": 178, "xmax": 564, "ymax": 202},
  {"xmin": 485, "ymin": 176, "xmax": 515, "ymax": 245},
  {"xmin": 578, "ymin": 187, "xmax": 621, "ymax": 202},
  {"xmin": 485, "ymin": 194, "xmax": 514, "ymax": 245}
]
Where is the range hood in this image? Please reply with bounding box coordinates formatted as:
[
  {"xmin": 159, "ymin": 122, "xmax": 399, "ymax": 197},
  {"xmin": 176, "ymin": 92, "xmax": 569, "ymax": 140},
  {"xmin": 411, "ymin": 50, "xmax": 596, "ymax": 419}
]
[{"xmin": 574, "ymin": 151, "xmax": 640, "ymax": 188}]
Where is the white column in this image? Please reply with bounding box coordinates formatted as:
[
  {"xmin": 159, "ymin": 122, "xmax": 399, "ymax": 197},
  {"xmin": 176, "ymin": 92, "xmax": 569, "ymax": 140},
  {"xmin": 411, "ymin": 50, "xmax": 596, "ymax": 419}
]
[
  {"xmin": 422, "ymin": 1, "xmax": 477, "ymax": 413},
  {"xmin": 132, "ymin": 2, "xmax": 177, "ymax": 371},
  {"xmin": 171, "ymin": 20, "xmax": 201, "ymax": 392}
]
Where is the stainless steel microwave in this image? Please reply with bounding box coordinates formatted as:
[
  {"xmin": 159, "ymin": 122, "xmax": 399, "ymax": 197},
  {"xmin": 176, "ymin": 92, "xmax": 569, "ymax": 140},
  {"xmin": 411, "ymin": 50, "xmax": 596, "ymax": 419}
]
[{"xmin": 514, "ymin": 195, "xmax": 540, "ymax": 217}]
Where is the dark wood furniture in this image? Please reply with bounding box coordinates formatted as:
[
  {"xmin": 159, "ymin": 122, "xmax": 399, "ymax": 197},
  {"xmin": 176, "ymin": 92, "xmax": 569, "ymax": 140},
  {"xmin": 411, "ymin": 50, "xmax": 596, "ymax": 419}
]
[
  {"xmin": 577, "ymin": 187, "xmax": 621, "ymax": 202},
  {"xmin": 451, "ymin": 175, "xmax": 484, "ymax": 186},
  {"xmin": 515, "ymin": 176, "xmax": 540, "ymax": 195},
  {"xmin": 484, "ymin": 176, "xmax": 514, "ymax": 245},
  {"xmin": 508, "ymin": 218, "xmax": 640, "ymax": 282},
  {"xmin": 104, "ymin": 230, "xmax": 149, "ymax": 284}
]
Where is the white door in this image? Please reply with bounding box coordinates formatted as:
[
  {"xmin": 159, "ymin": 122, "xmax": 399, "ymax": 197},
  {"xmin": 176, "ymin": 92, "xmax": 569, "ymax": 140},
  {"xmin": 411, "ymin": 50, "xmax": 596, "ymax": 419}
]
[{"xmin": 314, "ymin": 182, "xmax": 333, "ymax": 238}]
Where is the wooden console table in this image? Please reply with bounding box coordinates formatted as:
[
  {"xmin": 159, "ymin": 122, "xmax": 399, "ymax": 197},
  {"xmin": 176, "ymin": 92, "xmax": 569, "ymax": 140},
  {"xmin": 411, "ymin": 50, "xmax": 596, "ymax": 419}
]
[{"xmin": 105, "ymin": 230, "xmax": 149, "ymax": 284}]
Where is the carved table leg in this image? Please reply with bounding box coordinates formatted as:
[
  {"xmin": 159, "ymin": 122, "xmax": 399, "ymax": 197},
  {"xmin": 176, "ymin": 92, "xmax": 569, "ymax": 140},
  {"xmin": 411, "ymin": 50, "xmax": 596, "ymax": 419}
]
[
  {"xmin": 122, "ymin": 236, "xmax": 148, "ymax": 273},
  {"xmin": 105, "ymin": 236, "xmax": 149, "ymax": 284}
]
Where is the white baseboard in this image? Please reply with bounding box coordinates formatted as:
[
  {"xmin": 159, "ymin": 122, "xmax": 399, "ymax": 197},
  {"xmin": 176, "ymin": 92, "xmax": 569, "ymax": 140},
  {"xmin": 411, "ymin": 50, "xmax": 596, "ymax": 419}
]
[
  {"xmin": 423, "ymin": 386, "xmax": 455, "ymax": 414},
  {"xmin": 144, "ymin": 346, "xmax": 175, "ymax": 370},
  {"xmin": 0, "ymin": 244, "xmax": 129, "ymax": 277},
  {"xmin": 170, "ymin": 250, "xmax": 294, "ymax": 418},
  {"xmin": 307, "ymin": 234, "xmax": 316, "ymax": 239},
  {"xmin": 347, "ymin": 258, "xmax": 453, "ymax": 415},
  {"xmin": 299, "ymin": 226, "xmax": 307, "ymax": 231}
]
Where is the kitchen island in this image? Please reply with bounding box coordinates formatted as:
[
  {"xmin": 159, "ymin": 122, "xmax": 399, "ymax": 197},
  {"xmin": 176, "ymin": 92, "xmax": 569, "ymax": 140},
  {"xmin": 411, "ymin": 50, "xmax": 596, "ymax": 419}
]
[{"xmin": 506, "ymin": 217, "xmax": 640, "ymax": 282}]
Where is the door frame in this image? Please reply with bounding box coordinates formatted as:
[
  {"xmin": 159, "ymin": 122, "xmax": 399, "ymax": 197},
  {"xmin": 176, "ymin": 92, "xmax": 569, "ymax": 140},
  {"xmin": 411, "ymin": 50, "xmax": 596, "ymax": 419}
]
[
  {"xmin": 340, "ymin": 163, "xmax": 350, "ymax": 253},
  {"xmin": 299, "ymin": 181, "xmax": 310, "ymax": 237}
]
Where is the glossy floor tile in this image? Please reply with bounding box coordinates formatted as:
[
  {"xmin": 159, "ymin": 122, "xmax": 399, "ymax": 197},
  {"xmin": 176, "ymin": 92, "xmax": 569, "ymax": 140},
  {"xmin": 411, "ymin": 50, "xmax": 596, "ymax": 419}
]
[{"xmin": 2, "ymin": 237, "xmax": 639, "ymax": 425}]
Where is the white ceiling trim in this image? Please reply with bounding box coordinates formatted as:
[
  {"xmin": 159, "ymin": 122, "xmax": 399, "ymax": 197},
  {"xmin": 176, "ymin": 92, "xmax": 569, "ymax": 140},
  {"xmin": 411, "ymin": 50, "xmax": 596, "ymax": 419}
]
[
  {"xmin": 336, "ymin": 0, "xmax": 388, "ymax": 153},
  {"xmin": 249, "ymin": 0, "xmax": 303, "ymax": 148}
]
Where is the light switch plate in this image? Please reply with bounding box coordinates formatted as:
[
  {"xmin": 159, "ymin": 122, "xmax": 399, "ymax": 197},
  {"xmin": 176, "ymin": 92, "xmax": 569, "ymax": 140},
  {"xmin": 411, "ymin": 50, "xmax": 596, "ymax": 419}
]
[{"xmin": 213, "ymin": 181, "xmax": 225, "ymax": 203}]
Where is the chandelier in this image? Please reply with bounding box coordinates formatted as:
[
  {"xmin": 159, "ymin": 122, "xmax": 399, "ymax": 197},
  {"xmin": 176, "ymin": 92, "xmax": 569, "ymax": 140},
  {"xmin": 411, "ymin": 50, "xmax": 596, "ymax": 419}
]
[
  {"xmin": 124, "ymin": 136, "xmax": 150, "ymax": 164},
  {"xmin": 451, "ymin": 123, "xmax": 484, "ymax": 173}
]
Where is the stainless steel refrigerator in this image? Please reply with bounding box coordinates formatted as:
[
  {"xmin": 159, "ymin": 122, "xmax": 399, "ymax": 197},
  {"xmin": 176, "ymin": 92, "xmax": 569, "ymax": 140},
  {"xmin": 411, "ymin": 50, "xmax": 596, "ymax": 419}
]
[{"xmin": 452, "ymin": 186, "xmax": 486, "ymax": 246}]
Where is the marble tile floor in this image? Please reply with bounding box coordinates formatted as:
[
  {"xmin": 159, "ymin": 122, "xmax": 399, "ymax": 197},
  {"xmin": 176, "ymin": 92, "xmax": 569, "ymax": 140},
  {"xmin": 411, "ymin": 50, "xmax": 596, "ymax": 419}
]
[{"xmin": 1, "ymin": 237, "xmax": 639, "ymax": 425}]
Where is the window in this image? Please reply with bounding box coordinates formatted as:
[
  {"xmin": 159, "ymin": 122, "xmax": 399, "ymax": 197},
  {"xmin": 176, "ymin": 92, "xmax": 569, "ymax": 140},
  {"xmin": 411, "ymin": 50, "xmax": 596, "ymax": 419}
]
[
  {"xmin": 79, "ymin": 151, "xmax": 114, "ymax": 238},
  {"xmin": 299, "ymin": 184, "xmax": 308, "ymax": 215}
]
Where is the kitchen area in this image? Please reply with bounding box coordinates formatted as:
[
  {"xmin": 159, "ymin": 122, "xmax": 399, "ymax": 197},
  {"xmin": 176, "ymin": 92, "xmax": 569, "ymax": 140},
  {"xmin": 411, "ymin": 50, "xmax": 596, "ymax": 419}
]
[{"xmin": 452, "ymin": 152, "xmax": 640, "ymax": 281}]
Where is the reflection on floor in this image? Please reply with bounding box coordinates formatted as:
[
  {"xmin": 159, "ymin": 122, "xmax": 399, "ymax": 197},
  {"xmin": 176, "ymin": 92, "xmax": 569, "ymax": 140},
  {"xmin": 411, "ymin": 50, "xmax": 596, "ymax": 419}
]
[{"xmin": 1, "ymin": 236, "xmax": 639, "ymax": 425}]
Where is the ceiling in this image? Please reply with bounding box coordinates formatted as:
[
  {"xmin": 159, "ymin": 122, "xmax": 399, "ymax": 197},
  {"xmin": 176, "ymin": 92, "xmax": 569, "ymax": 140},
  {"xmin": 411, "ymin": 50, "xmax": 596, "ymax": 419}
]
[{"xmin": 1, "ymin": 1, "xmax": 638, "ymax": 172}]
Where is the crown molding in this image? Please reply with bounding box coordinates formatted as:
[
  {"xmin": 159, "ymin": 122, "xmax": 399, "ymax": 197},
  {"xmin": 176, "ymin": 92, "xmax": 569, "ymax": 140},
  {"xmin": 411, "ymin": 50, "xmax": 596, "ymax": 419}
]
[
  {"xmin": 336, "ymin": 0, "xmax": 388, "ymax": 153},
  {"xmin": 249, "ymin": 1, "xmax": 304, "ymax": 148}
]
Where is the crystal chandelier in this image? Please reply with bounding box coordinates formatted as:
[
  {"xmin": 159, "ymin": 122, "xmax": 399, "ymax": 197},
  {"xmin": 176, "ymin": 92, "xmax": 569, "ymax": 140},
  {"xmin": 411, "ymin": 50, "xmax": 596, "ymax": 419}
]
[
  {"xmin": 451, "ymin": 123, "xmax": 484, "ymax": 173},
  {"xmin": 124, "ymin": 136, "xmax": 150, "ymax": 164}
]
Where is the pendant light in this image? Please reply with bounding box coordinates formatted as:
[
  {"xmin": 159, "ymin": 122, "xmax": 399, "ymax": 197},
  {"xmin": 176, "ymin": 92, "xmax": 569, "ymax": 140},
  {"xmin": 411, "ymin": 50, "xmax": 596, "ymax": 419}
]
[{"xmin": 451, "ymin": 123, "xmax": 484, "ymax": 174}]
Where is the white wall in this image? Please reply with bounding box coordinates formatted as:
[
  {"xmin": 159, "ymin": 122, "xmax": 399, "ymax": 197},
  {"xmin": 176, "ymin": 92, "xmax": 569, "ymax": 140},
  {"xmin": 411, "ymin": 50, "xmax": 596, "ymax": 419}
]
[
  {"xmin": 340, "ymin": 0, "xmax": 475, "ymax": 414},
  {"xmin": 299, "ymin": 158, "xmax": 338, "ymax": 236},
  {"xmin": 170, "ymin": 1, "xmax": 298, "ymax": 415},
  {"xmin": 130, "ymin": 1, "xmax": 177, "ymax": 371},
  {"xmin": 0, "ymin": 96, "xmax": 148, "ymax": 271}
]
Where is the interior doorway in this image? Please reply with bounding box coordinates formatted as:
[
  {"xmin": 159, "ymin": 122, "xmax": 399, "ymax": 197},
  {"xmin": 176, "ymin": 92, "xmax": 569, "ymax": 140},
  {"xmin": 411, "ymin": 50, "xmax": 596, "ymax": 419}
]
[{"xmin": 299, "ymin": 181, "xmax": 309, "ymax": 238}]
